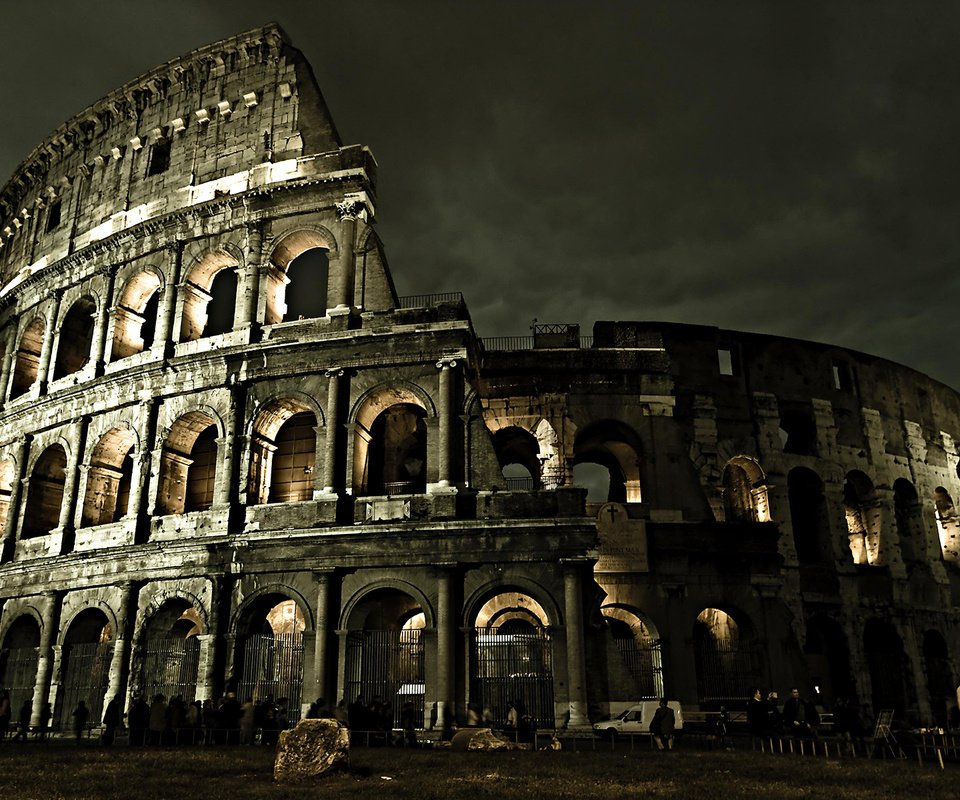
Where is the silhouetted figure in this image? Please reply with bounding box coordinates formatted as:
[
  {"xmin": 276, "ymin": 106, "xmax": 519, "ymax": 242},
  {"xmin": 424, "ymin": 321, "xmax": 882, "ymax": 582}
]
[
  {"xmin": 650, "ymin": 698, "xmax": 675, "ymax": 751},
  {"xmin": 747, "ymin": 688, "xmax": 768, "ymax": 737},
  {"xmin": 128, "ymin": 695, "xmax": 150, "ymax": 746},
  {"xmin": 0, "ymin": 690, "xmax": 11, "ymax": 740},
  {"xmin": 13, "ymin": 699, "xmax": 31, "ymax": 742},
  {"xmin": 72, "ymin": 700, "xmax": 89, "ymax": 743},
  {"xmin": 37, "ymin": 703, "xmax": 51, "ymax": 741},
  {"xmin": 401, "ymin": 701, "xmax": 419, "ymax": 747},
  {"xmin": 102, "ymin": 697, "xmax": 121, "ymax": 746},
  {"xmin": 148, "ymin": 694, "xmax": 167, "ymax": 745},
  {"xmin": 782, "ymin": 687, "xmax": 820, "ymax": 738},
  {"xmin": 765, "ymin": 691, "xmax": 782, "ymax": 735}
]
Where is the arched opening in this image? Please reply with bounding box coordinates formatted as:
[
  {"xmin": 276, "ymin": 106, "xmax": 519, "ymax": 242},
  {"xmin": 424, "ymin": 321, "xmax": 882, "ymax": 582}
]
[
  {"xmin": 110, "ymin": 271, "xmax": 162, "ymax": 361},
  {"xmin": 721, "ymin": 456, "xmax": 770, "ymax": 523},
  {"xmin": 601, "ymin": 607, "xmax": 663, "ymax": 702},
  {"xmin": 934, "ymin": 487, "xmax": 959, "ymax": 560},
  {"xmin": 788, "ymin": 467, "xmax": 830, "ymax": 565},
  {"xmin": 0, "ymin": 615, "xmax": 41, "ymax": 714},
  {"xmin": 779, "ymin": 408, "xmax": 817, "ymax": 456},
  {"xmin": 493, "ymin": 427, "xmax": 540, "ymax": 490},
  {"xmin": 80, "ymin": 428, "xmax": 135, "ymax": 527},
  {"xmin": 234, "ymin": 595, "xmax": 305, "ymax": 722},
  {"xmin": 0, "ymin": 459, "xmax": 14, "ymax": 541},
  {"xmin": 694, "ymin": 607, "xmax": 757, "ymax": 707},
  {"xmin": 843, "ymin": 470, "xmax": 880, "ymax": 565},
  {"xmin": 22, "ymin": 444, "xmax": 67, "ymax": 538},
  {"xmin": 471, "ymin": 590, "xmax": 554, "ymax": 729},
  {"xmin": 136, "ymin": 599, "xmax": 203, "ymax": 708},
  {"xmin": 57, "ymin": 609, "xmax": 113, "ymax": 729},
  {"xmin": 863, "ymin": 618, "xmax": 907, "ymax": 716},
  {"xmin": 922, "ymin": 630, "xmax": 954, "ymax": 728},
  {"xmin": 345, "ymin": 588, "xmax": 426, "ymax": 731},
  {"xmin": 178, "ymin": 251, "xmax": 239, "ymax": 342},
  {"xmin": 355, "ymin": 396, "xmax": 427, "ymax": 497},
  {"xmin": 52, "ymin": 296, "xmax": 96, "ymax": 380},
  {"xmin": 10, "ymin": 317, "xmax": 44, "ymax": 399},
  {"xmin": 803, "ymin": 616, "xmax": 854, "ymax": 708},
  {"xmin": 893, "ymin": 479, "xmax": 925, "ymax": 565},
  {"xmin": 573, "ymin": 420, "xmax": 643, "ymax": 503},
  {"xmin": 248, "ymin": 400, "xmax": 318, "ymax": 505},
  {"xmin": 156, "ymin": 412, "xmax": 218, "ymax": 515},
  {"xmin": 266, "ymin": 231, "xmax": 332, "ymax": 325}
]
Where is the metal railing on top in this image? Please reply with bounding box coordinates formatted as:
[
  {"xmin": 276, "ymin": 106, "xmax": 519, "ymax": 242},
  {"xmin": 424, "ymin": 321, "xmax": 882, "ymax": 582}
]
[
  {"xmin": 397, "ymin": 292, "xmax": 464, "ymax": 309},
  {"xmin": 482, "ymin": 336, "xmax": 595, "ymax": 351}
]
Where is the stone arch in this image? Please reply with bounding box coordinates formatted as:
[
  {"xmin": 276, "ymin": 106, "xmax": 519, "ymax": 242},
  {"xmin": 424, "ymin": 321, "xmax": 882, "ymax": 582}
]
[
  {"xmin": 601, "ymin": 604, "xmax": 664, "ymax": 700},
  {"xmin": 156, "ymin": 409, "xmax": 222, "ymax": 515},
  {"xmin": 10, "ymin": 316, "xmax": 44, "ymax": 399},
  {"xmin": 0, "ymin": 457, "xmax": 14, "ymax": 541},
  {"xmin": 934, "ymin": 486, "xmax": 959, "ymax": 560},
  {"xmin": 492, "ymin": 426, "xmax": 541, "ymax": 490},
  {"xmin": 720, "ymin": 455, "xmax": 770, "ymax": 523},
  {"xmin": 461, "ymin": 578, "xmax": 562, "ymax": 631},
  {"xmin": 80, "ymin": 426, "xmax": 137, "ymax": 527},
  {"xmin": 178, "ymin": 249, "xmax": 240, "ymax": 342},
  {"xmin": 351, "ymin": 383, "xmax": 434, "ymax": 497},
  {"xmin": 922, "ymin": 629, "xmax": 954, "ymax": 727},
  {"xmin": 863, "ymin": 618, "xmax": 908, "ymax": 715},
  {"xmin": 339, "ymin": 579, "xmax": 434, "ymax": 631},
  {"xmin": 266, "ymin": 227, "xmax": 337, "ymax": 325},
  {"xmin": 110, "ymin": 268, "xmax": 163, "ymax": 361},
  {"xmin": 803, "ymin": 614, "xmax": 854, "ymax": 707},
  {"xmin": 0, "ymin": 613, "xmax": 41, "ymax": 713},
  {"xmin": 56, "ymin": 606, "xmax": 115, "ymax": 728},
  {"xmin": 893, "ymin": 478, "xmax": 925, "ymax": 565},
  {"xmin": 693, "ymin": 606, "xmax": 761, "ymax": 706},
  {"xmin": 572, "ymin": 419, "xmax": 643, "ymax": 503},
  {"xmin": 248, "ymin": 395, "xmax": 323, "ymax": 505},
  {"xmin": 52, "ymin": 294, "xmax": 97, "ymax": 381},
  {"xmin": 788, "ymin": 467, "xmax": 831, "ymax": 566},
  {"xmin": 230, "ymin": 586, "xmax": 312, "ymax": 718},
  {"xmin": 22, "ymin": 443, "xmax": 67, "ymax": 538},
  {"xmin": 140, "ymin": 588, "xmax": 210, "ymax": 633},
  {"xmin": 843, "ymin": 470, "xmax": 880, "ymax": 565},
  {"xmin": 134, "ymin": 592, "xmax": 207, "ymax": 706}
]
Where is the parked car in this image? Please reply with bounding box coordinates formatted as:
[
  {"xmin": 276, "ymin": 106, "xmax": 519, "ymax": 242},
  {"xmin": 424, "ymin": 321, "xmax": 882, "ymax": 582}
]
[{"xmin": 592, "ymin": 701, "xmax": 684, "ymax": 737}]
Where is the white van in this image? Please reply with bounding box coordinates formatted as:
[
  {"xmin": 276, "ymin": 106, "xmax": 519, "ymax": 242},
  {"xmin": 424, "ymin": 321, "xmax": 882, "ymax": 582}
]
[{"xmin": 592, "ymin": 701, "xmax": 684, "ymax": 737}]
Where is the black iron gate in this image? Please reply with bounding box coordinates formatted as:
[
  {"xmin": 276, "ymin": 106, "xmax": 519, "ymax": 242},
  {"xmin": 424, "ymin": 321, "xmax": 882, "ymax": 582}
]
[
  {"xmin": 472, "ymin": 627, "xmax": 554, "ymax": 728},
  {"xmin": 141, "ymin": 637, "xmax": 200, "ymax": 703},
  {"xmin": 57, "ymin": 641, "xmax": 114, "ymax": 728},
  {"xmin": 344, "ymin": 629, "xmax": 424, "ymax": 729},
  {"xmin": 695, "ymin": 637, "xmax": 753, "ymax": 704},
  {"xmin": 238, "ymin": 633, "xmax": 304, "ymax": 721},
  {"xmin": 0, "ymin": 647, "xmax": 39, "ymax": 712},
  {"xmin": 613, "ymin": 636, "xmax": 664, "ymax": 699}
]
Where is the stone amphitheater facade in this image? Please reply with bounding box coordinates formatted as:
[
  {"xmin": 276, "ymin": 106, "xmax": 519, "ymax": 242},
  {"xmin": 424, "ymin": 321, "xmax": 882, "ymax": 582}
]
[{"xmin": 0, "ymin": 24, "xmax": 956, "ymax": 733}]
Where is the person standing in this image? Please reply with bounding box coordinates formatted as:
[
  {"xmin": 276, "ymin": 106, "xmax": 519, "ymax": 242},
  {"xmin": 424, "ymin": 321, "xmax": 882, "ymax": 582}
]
[
  {"xmin": 101, "ymin": 698, "xmax": 121, "ymax": 746},
  {"xmin": 747, "ymin": 687, "xmax": 768, "ymax": 738},
  {"xmin": 0, "ymin": 690, "xmax": 11, "ymax": 740},
  {"xmin": 13, "ymin": 699, "xmax": 31, "ymax": 742},
  {"xmin": 72, "ymin": 700, "xmax": 90, "ymax": 743}
]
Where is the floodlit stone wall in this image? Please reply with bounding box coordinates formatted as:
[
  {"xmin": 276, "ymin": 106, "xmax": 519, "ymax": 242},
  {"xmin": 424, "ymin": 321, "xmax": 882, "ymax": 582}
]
[{"xmin": 0, "ymin": 25, "xmax": 955, "ymax": 735}]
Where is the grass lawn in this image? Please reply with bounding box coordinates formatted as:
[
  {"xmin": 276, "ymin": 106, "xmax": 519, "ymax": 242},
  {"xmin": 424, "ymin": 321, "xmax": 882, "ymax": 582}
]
[{"xmin": 0, "ymin": 741, "xmax": 954, "ymax": 800}]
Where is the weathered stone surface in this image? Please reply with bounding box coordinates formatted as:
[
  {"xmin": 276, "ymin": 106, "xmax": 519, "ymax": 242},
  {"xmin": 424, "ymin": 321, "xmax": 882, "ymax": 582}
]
[
  {"xmin": 273, "ymin": 718, "xmax": 349, "ymax": 782},
  {"xmin": 451, "ymin": 727, "xmax": 510, "ymax": 752}
]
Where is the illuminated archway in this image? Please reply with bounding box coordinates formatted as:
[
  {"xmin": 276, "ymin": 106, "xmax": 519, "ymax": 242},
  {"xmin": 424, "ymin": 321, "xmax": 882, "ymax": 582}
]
[
  {"xmin": 248, "ymin": 398, "xmax": 319, "ymax": 505},
  {"xmin": 721, "ymin": 456, "xmax": 770, "ymax": 523},
  {"xmin": 156, "ymin": 411, "xmax": 219, "ymax": 515},
  {"xmin": 178, "ymin": 251, "xmax": 239, "ymax": 342},
  {"xmin": 10, "ymin": 317, "xmax": 44, "ymax": 399},
  {"xmin": 572, "ymin": 420, "xmax": 642, "ymax": 503},
  {"xmin": 57, "ymin": 609, "xmax": 113, "ymax": 729},
  {"xmin": 52, "ymin": 295, "xmax": 96, "ymax": 380},
  {"xmin": 80, "ymin": 428, "xmax": 135, "ymax": 527},
  {"xmin": 694, "ymin": 607, "xmax": 758, "ymax": 705},
  {"xmin": 110, "ymin": 270, "xmax": 162, "ymax": 361},
  {"xmin": 22, "ymin": 444, "xmax": 67, "ymax": 538}
]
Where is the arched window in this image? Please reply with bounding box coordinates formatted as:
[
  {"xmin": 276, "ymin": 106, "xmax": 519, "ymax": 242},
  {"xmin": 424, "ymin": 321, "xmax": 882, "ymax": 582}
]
[
  {"xmin": 266, "ymin": 231, "xmax": 332, "ymax": 325},
  {"xmin": 110, "ymin": 271, "xmax": 162, "ymax": 361},
  {"xmin": 493, "ymin": 427, "xmax": 540, "ymax": 490},
  {"xmin": 572, "ymin": 420, "xmax": 642, "ymax": 503},
  {"xmin": 843, "ymin": 471, "xmax": 879, "ymax": 565},
  {"xmin": 893, "ymin": 478, "xmax": 924, "ymax": 565},
  {"xmin": 156, "ymin": 412, "xmax": 219, "ymax": 515},
  {"xmin": 178, "ymin": 252, "xmax": 239, "ymax": 342},
  {"xmin": 788, "ymin": 467, "xmax": 830, "ymax": 565},
  {"xmin": 80, "ymin": 429, "xmax": 136, "ymax": 527},
  {"xmin": 185, "ymin": 427, "xmax": 217, "ymax": 512},
  {"xmin": 10, "ymin": 317, "xmax": 44, "ymax": 399},
  {"xmin": 269, "ymin": 412, "xmax": 317, "ymax": 503},
  {"xmin": 22, "ymin": 445, "xmax": 67, "ymax": 538},
  {"xmin": 52, "ymin": 295, "xmax": 96, "ymax": 380},
  {"xmin": 721, "ymin": 456, "xmax": 770, "ymax": 523},
  {"xmin": 934, "ymin": 487, "xmax": 958, "ymax": 560},
  {"xmin": 779, "ymin": 408, "xmax": 817, "ymax": 456},
  {"xmin": 353, "ymin": 390, "xmax": 428, "ymax": 497},
  {"xmin": 694, "ymin": 608, "xmax": 757, "ymax": 705},
  {"xmin": 602, "ymin": 607, "xmax": 663, "ymax": 700}
]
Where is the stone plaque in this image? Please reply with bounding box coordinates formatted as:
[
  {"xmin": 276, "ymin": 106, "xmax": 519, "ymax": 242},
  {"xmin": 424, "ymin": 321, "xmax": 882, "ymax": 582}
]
[{"xmin": 594, "ymin": 502, "xmax": 648, "ymax": 573}]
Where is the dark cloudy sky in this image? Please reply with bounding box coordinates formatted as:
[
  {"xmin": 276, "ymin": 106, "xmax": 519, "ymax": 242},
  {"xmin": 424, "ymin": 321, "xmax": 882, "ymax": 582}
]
[{"xmin": 2, "ymin": 2, "xmax": 959, "ymax": 387}]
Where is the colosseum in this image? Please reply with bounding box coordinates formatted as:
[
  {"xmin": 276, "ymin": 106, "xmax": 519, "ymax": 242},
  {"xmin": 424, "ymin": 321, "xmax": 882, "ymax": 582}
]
[{"xmin": 0, "ymin": 24, "xmax": 956, "ymax": 736}]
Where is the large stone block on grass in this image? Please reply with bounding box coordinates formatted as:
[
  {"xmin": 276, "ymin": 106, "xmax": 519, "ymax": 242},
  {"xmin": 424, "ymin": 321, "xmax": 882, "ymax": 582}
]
[
  {"xmin": 274, "ymin": 718, "xmax": 349, "ymax": 782},
  {"xmin": 451, "ymin": 727, "xmax": 511, "ymax": 752}
]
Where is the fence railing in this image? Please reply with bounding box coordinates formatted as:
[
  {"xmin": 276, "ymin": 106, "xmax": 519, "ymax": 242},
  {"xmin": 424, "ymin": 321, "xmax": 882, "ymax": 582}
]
[
  {"xmin": 397, "ymin": 292, "xmax": 464, "ymax": 309},
  {"xmin": 482, "ymin": 336, "xmax": 594, "ymax": 352}
]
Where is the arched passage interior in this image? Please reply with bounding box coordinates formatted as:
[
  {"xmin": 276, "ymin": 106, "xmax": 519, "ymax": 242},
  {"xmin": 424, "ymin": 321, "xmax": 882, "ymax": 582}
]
[
  {"xmin": 137, "ymin": 599, "xmax": 203, "ymax": 706},
  {"xmin": 22, "ymin": 444, "xmax": 67, "ymax": 538},
  {"xmin": 57, "ymin": 609, "xmax": 113, "ymax": 729},
  {"xmin": 80, "ymin": 428, "xmax": 135, "ymax": 527},
  {"xmin": 52, "ymin": 295, "xmax": 96, "ymax": 380},
  {"xmin": 693, "ymin": 607, "xmax": 757, "ymax": 707},
  {"xmin": 572, "ymin": 420, "xmax": 642, "ymax": 504},
  {"xmin": 0, "ymin": 615, "xmax": 41, "ymax": 713}
]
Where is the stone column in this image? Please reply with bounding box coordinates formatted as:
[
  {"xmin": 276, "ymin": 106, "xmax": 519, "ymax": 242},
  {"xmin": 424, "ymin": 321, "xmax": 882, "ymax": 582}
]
[
  {"xmin": 312, "ymin": 571, "xmax": 332, "ymax": 704},
  {"xmin": 321, "ymin": 369, "xmax": 343, "ymax": 495},
  {"xmin": 37, "ymin": 290, "xmax": 62, "ymax": 394},
  {"xmin": 152, "ymin": 243, "xmax": 183, "ymax": 358},
  {"xmin": 31, "ymin": 591, "xmax": 60, "ymax": 727},
  {"xmin": 104, "ymin": 582, "xmax": 137, "ymax": 712},
  {"xmin": 91, "ymin": 269, "xmax": 115, "ymax": 376},
  {"xmin": 0, "ymin": 321, "xmax": 18, "ymax": 408},
  {"xmin": 0, "ymin": 435, "xmax": 29, "ymax": 562},
  {"xmin": 435, "ymin": 566, "xmax": 454, "ymax": 728},
  {"xmin": 330, "ymin": 200, "xmax": 362, "ymax": 311},
  {"xmin": 196, "ymin": 579, "xmax": 222, "ymax": 703},
  {"xmin": 58, "ymin": 417, "xmax": 89, "ymax": 554},
  {"xmin": 433, "ymin": 359, "xmax": 457, "ymax": 490},
  {"xmin": 563, "ymin": 562, "xmax": 589, "ymax": 727},
  {"xmin": 240, "ymin": 223, "xmax": 263, "ymax": 331},
  {"xmin": 214, "ymin": 388, "xmax": 238, "ymax": 508}
]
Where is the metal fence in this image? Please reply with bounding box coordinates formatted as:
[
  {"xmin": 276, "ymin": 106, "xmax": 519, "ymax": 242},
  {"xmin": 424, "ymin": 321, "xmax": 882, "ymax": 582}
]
[
  {"xmin": 141, "ymin": 637, "xmax": 200, "ymax": 704},
  {"xmin": 57, "ymin": 641, "xmax": 114, "ymax": 728},
  {"xmin": 237, "ymin": 633, "xmax": 304, "ymax": 722},
  {"xmin": 0, "ymin": 647, "xmax": 38, "ymax": 712},
  {"xmin": 397, "ymin": 292, "xmax": 464, "ymax": 309},
  {"xmin": 344, "ymin": 629, "xmax": 425, "ymax": 729},
  {"xmin": 472, "ymin": 627, "xmax": 554, "ymax": 728},
  {"xmin": 613, "ymin": 636, "xmax": 664, "ymax": 699},
  {"xmin": 695, "ymin": 637, "xmax": 753, "ymax": 704}
]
